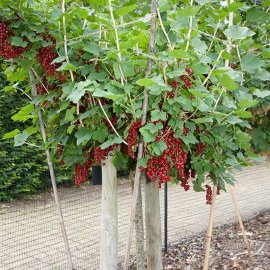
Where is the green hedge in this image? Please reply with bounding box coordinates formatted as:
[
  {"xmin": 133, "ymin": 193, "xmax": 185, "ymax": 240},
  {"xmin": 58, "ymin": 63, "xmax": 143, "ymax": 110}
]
[{"xmin": 0, "ymin": 64, "xmax": 72, "ymax": 201}]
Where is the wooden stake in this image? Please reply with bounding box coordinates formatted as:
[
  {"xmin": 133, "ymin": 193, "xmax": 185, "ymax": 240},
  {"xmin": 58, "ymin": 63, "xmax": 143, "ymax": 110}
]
[
  {"xmin": 123, "ymin": 0, "xmax": 158, "ymax": 269},
  {"xmin": 228, "ymin": 185, "xmax": 254, "ymax": 263},
  {"xmin": 100, "ymin": 155, "xmax": 118, "ymax": 270},
  {"xmin": 144, "ymin": 180, "xmax": 163, "ymax": 270},
  {"xmin": 29, "ymin": 71, "xmax": 74, "ymax": 270},
  {"xmin": 203, "ymin": 185, "xmax": 217, "ymax": 270}
]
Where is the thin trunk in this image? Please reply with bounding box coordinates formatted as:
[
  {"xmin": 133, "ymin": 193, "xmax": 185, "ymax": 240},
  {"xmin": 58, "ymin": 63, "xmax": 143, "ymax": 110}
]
[
  {"xmin": 203, "ymin": 185, "xmax": 217, "ymax": 270},
  {"xmin": 144, "ymin": 180, "xmax": 163, "ymax": 270},
  {"xmin": 123, "ymin": 0, "xmax": 158, "ymax": 268},
  {"xmin": 29, "ymin": 71, "xmax": 74, "ymax": 270},
  {"xmin": 100, "ymin": 155, "xmax": 118, "ymax": 270},
  {"xmin": 135, "ymin": 183, "xmax": 145, "ymax": 270}
]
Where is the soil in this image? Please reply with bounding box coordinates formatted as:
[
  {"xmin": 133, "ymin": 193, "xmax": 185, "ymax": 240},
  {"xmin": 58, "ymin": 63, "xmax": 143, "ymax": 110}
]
[
  {"xmin": 163, "ymin": 211, "xmax": 270, "ymax": 270},
  {"xmin": 130, "ymin": 211, "xmax": 270, "ymax": 270}
]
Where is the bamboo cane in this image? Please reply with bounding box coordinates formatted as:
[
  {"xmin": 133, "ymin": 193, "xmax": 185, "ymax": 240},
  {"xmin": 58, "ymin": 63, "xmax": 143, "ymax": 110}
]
[
  {"xmin": 29, "ymin": 71, "xmax": 74, "ymax": 270},
  {"xmin": 228, "ymin": 185, "xmax": 254, "ymax": 263},
  {"xmin": 203, "ymin": 185, "xmax": 217, "ymax": 270}
]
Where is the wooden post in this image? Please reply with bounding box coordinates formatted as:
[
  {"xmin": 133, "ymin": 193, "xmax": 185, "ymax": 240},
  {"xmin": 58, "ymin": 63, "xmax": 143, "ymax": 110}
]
[
  {"xmin": 29, "ymin": 71, "xmax": 74, "ymax": 270},
  {"xmin": 100, "ymin": 154, "xmax": 118, "ymax": 270},
  {"xmin": 144, "ymin": 180, "xmax": 163, "ymax": 270},
  {"xmin": 203, "ymin": 185, "xmax": 217, "ymax": 270},
  {"xmin": 228, "ymin": 185, "xmax": 254, "ymax": 262}
]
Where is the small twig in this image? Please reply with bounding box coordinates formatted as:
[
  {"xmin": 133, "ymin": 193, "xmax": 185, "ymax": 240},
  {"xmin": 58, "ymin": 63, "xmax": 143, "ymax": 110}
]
[
  {"xmin": 202, "ymin": 49, "xmax": 224, "ymax": 87},
  {"xmin": 157, "ymin": 8, "xmax": 173, "ymax": 51},
  {"xmin": 255, "ymin": 242, "xmax": 266, "ymax": 255},
  {"xmin": 185, "ymin": 0, "xmax": 194, "ymax": 52},
  {"xmin": 98, "ymin": 99, "xmax": 128, "ymax": 145},
  {"xmin": 208, "ymin": 21, "xmax": 221, "ymax": 52},
  {"xmin": 30, "ymin": 68, "xmax": 49, "ymax": 94}
]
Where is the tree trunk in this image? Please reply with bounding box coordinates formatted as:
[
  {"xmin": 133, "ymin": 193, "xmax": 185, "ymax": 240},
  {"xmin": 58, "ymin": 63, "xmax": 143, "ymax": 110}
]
[
  {"xmin": 135, "ymin": 183, "xmax": 145, "ymax": 270},
  {"xmin": 144, "ymin": 179, "xmax": 163, "ymax": 270},
  {"xmin": 100, "ymin": 155, "xmax": 118, "ymax": 270}
]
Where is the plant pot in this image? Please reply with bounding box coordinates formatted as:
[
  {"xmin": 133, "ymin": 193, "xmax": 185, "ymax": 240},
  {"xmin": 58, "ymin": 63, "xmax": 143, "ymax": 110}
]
[{"xmin": 92, "ymin": 165, "xmax": 102, "ymax": 185}]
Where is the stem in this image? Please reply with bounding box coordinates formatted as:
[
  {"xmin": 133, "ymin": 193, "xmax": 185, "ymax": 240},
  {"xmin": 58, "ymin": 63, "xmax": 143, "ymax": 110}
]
[
  {"xmin": 185, "ymin": 0, "xmax": 194, "ymax": 52},
  {"xmin": 31, "ymin": 68, "xmax": 49, "ymax": 94},
  {"xmin": 207, "ymin": 21, "xmax": 221, "ymax": 52},
  {"xmin": 107, "ymin": 0, "xmax": 126, "ymax": 85},
  {"xmin": 61, "ymin": 0, "xmax": 81, "ymax": 120},
  {"xmin": 123, "ymin": 0, "xmax": 158, "ymax": 268},
  {"xmin": 203, "ymin": 185, "xmax": 217, "ymax": 270},
  {"xmin": 98, "ymin": 99, "xmax": 128, "ymax": 145},
  {"xmin": 29, "ymin": 71, "xmax": 74, "ymax": 270},
  {"xmin": 157, "ymin": 8, "xmax": 173, "ymax": 50}
]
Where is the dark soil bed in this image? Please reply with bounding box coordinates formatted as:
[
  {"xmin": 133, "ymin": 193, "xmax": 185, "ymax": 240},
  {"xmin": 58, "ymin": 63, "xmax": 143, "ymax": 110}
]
[
  {"xmin": 130, "ymin": 211, "xmax": 270, "ymax": 270},
  {"xmin": 164, "ymin": 211, "xmax": 270, "ymax": 270}
]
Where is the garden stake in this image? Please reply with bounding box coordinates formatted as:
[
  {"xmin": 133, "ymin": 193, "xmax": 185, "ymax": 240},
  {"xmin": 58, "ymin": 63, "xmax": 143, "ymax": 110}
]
[
  {"xmin": 203, "ymin": 185, "xmax": 217, "ymax": 270},
  {"xmin": 164, "ymin": 182, "xmax": 168, "ymax": 252},
  {"xmin": 228, "ymin": 185, "xmax": 254, "ymax": 263},
  {"xmin": 29, "ymin": 70, "xmax": 74, "ymax": 270},
  {"xmin": 123, "ymin": 0, "xmax": 159, "ymax": 268}
]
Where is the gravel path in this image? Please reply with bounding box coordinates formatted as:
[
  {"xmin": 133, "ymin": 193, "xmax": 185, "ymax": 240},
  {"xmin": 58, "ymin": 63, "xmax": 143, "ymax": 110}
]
[{"xmin": 0, "ymin": 162, "xmax": 269, "ymax": 269}]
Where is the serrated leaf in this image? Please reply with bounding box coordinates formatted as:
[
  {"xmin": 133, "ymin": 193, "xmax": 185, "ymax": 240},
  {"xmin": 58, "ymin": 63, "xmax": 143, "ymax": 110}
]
[
  {"xmin": 57, "ymin": 62, "xmax": 77, "ymax": 71},
  {"xmin": 136, "ymin": 78, "xmax": 156, "ymax": 87},
  {"xmin": 192, "ymin": 118, "xmax": 212, "ymax": 124},
  {"xmin": 93, "ymin": 89, "xmax": 123, "ymax": 100},
  {"xmin": 238, "ymin": 99, "xmax": 259, "ymax": 109},
  {"xmin": 83, "ymin": 42, "xmax": 100, "ymax": 55},
  {"xmin": 253, "ymin": 89, "xmax": 270, "ymax": 98},
  {"xmin": 247, "ymin": 7, "xmax": 269, "ymax": 23},
  {"xmin": 149, "ymin": 141, "xmax": 167, "ymax": 156},
  {"xmin": 100, "ymin": 137, "xmax": 123, "ymax": 149},
  {"xmin": 218, "ymin": 74, "xmax": 238, "ymax": 91},
  {"xmin": 14, "ymin": 132, "xmax": 29, "ymax": 146},
  {"xmin": 151, "ymin": 110, "xmax": 167, "ymax": 122},
  {"xmin": 3, "ymin": 129, "xmax": 20, "ymax": 139},
  {"xmin": 168, "ymin": 49, "xmax": 190, "ymax": 59},
  {"xmin": 235, "ymin": 110, "xmax": 252, "ymax": 118},
  {"xmin": 224, "ymin": 25, "xmax": 255, "ymax": 40},
  {"xmin": 11, "ymin": 104, "xmax": 34, "ymax": 122},
  {"xmin": 75, "ymin": 127, "xmax": 92, "ymax": 145},
  {"xmin": 227, "ymin": 116, "xmax": 243, "ymax": 125},
  {"xmin": 115, "ymin": 4, "xmax": 137, "ymax": 17},
  {"xmin": 11, "ymin": 37, "xmax": 28, "ymax": 48},
  {"xmin": 242, "ymin": 54, "xmax": 264, "ymax": 73}
]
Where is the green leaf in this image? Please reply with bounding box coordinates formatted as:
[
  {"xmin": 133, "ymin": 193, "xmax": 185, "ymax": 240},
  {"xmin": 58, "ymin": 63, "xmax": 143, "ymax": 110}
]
[
  {"xmin": 67, "ymin": 80, "xmax": 92, "ymax": 103},
  {"xmin": 11, "ymin": 104, "xmax": 34, "ymax": 122},
  {"xmin": 64, "ymin": 107, "xmax": 76, "ymax": 122},
  {"xmin": 3, "ymin": 129, "xmax": 20, "ymax": 139},
  {"xmin": 247, "ymin": 7, "xmax": 269, "ymax": 23},
  {"xmin": 238, "ymin": 99, "xmax": 259, "ymax": 109},
  {"xmin": 168, "ymin": 49, "xmax": 190, "ymax": 59},
  {"xmin": 115, "ymin": 4, "xmax": 137, "ymax": 17},
  {"xmin": 242, "ymin": 54, "xmax": 264, "ymax": 73},
  {"xmin": 149, "ymin": 141, "xmax": 167, "ymax": 156},
  {"xmin": 224, "ymin": 25, "xmax": 255, "ymax": 40},
  {"xmin": 83, "ymin": 42, "xmax": 100, "ymax": 55},
  {"xmin": 14, "ymin": 132, "xmax": 29, "ymax": 146},
  {"xmin": 75, "ymin": 127, "xmax": 92, "ymax": 145},
  {"xmin": 181, "ymin": 132, "xmax": 198, "ymax": 145},
  {"xmin": 57, "ymin": 62, "xmax": 77, "ymax": 71},
  {"xmin": 151, "ymin": 110, "xmax": 167, "ymax": 122},
  {"xmin": 136, "ymin": 78, "xmax": 156, "ymax": 87},
  {"xmin": 137, "ymin": 157, "xmax": 148, "ymax": 168},
  {"xmin": 100, "ymin": 137, "xmax": 123, "ymax": 149},
  {"xmin": 253, "ymin": 89, "xmax": 270, "ymax": 98},
  {"xmin": 11, "ymin": 37, "xmax": 28, "ymax": 48},
  {"xmin": 235, "ymin": 110, "xmax": 252, "ymax": 118},
  {"xmin": 192, "ymin": 118, "xmax": 212, "ymax": 124},
  {"xmin": 227, "ymin": 116, "xmax": 243, "ymax": 125},
  {"xmin": 92, "ymin": 89, "xmax": 123, "ymax": 100},
  {"xmin": 218, "ymin": 74, "xmax": 238, "ymax": 91}
]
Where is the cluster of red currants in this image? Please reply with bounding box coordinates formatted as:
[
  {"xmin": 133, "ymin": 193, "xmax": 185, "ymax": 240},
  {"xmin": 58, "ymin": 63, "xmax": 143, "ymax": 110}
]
[
  {"xmin": 180, "ymin": 67, "xmax": 193, "ymax": 89},
  {"xmin": 195, "ymin": 142, "xmax": 206, "ymax": 157},
  {"xmin": 127, "ymin": 120, "xmax": 141, "ymax": 159},
  {"xmin": 0, "ymin": 21, "xmax": 28, "ymax": 59},
  {"xmin": 93, "ymin": 145, "xmax": 116, "ymax": 164},
  {"xmin": 37, "ymin": 34, "xmax": 60, "ymax": 77},
  {"xmin": 74, "ymin": 160, "xmax": 92, "ymax": 186}
]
